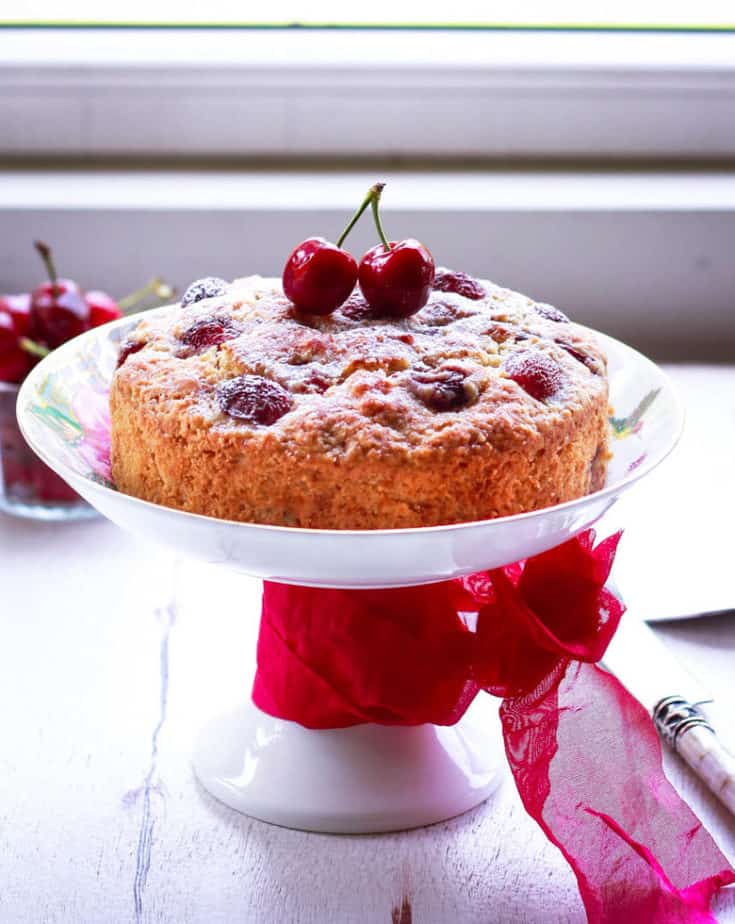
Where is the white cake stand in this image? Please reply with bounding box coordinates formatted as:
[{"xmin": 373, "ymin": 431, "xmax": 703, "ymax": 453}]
[{"xmin": 16, "ymin": 311, "xmax": 683, "ymax": 832}]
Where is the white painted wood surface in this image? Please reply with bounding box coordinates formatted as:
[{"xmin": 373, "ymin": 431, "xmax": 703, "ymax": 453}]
[{"xmin": 0, "ymin": 364, "xmax": 734, "ymax": 924}]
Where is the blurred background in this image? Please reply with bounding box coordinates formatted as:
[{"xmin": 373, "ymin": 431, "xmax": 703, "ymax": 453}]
[{"xmin": 1, "ymin": 2, "xmax": 734, "ymax": 361}]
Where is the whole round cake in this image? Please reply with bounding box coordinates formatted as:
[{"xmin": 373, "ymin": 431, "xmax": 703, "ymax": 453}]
[{"xmin": 110, "ymin": 270, "xmax": 610, "ymax": 529}]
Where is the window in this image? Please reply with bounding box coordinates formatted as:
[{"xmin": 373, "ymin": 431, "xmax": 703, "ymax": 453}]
[
  {"xmin": 4, "ymin": 0, "xmax": 735, "ymax": 26},
  {"xmin": 2, "ymin": 13, "xmax": 735, "ymax": 159},
  {"xmin": 2, "ymin": 8, "xmax": 734, "ymax": 359}
]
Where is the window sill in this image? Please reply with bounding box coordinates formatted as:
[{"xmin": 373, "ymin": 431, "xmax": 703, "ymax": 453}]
[{"xmin": 1, "ymin": 166, "xmax": 733, "ymax": 361}]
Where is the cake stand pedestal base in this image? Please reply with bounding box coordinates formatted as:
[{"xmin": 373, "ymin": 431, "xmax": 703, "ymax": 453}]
[{"xmin": 192, "ymin": 692, "xmax": 503, "ymax": 833}]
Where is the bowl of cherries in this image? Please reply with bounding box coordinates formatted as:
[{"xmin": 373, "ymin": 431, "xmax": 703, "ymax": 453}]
[{"xmin": 0, "ymin": 241, "xmax": 170, "ymax": 520}]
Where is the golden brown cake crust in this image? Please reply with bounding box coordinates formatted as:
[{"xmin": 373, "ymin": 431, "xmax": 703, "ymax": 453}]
[{"xmin": 110, "ymin": 275, "xmax": 609, "ymax": 529}]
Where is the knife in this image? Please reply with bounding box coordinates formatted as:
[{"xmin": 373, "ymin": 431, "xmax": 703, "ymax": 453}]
[{"xmin": 602, "ymin": 612, "xmax": 735, "ymax": 815}]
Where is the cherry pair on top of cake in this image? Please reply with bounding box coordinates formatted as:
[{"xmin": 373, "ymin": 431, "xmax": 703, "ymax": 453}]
[{"xmin": 283, "ymin": 182, "xmax": 434, "ymax": 319}]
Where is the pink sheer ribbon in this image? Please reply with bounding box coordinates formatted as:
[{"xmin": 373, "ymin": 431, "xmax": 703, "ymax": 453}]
[{"xmin": 253, "ymin": 530, "xmax": 734, "ymax": 922}]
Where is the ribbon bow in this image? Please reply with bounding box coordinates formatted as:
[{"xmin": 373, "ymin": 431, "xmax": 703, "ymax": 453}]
[{"xmin": 253, "ymin": 530, "xmax": 734, "ymax": 923}]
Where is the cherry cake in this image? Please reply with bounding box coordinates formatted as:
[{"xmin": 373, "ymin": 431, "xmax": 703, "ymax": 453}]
[{"xmin": 110, "ymin": 273, "xmax": 610, "ymax": 529}]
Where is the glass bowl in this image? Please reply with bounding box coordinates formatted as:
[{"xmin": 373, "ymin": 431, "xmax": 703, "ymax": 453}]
[{"xmin": 0, "ymin": 380, "xmax": 97, "ymax": 521}]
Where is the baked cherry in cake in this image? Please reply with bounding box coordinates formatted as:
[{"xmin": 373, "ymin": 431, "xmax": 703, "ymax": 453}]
[
  {"xmin": 180, "ymin": 316, "xmax": 240, "ymax": 353},
  {"xmin": 504, "ymin": 351, "xmax": 563, "ymax": 402},
  {"xmin": 217, "ymin": 375, "xmax": 292, "ymax": 425},
  {"xmin": 534, "ymin": 303, "xmax": 570, "ymax": 323},
  {"xmin": 433, "ymin": 269, "xmax": 485, "ymax": 301},
  {"xmin": 555, "ymin": 340, "xmax": 602, "ymax": 375},
  {"xmin": 116, "ymin": 338, "xmax": 145, "ymax": 369},
  {"xmin": 409, "ymin": 368, "xmax": 479, "ymax": 412},
  {"xmin": 181, "ymin": 277, "xmax": 228, "ymax": 308}
]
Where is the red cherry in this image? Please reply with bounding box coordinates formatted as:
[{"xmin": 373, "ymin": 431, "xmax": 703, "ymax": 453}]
[
  {"xmin": 86, "ymin": 290, "xmax": 122, "ymax": 327},
  {"xmin": 355, "ymin": 183, "xmax": 434, "ymax": 318},
  {"xmin": 0, "ymin": 352, "xmax": 34, "ymax": 384},
  {"xmin": 0, "ymin": 294, "xmax": 32, "ymax": 336},
  {"xmin": 0, "ymin": 310, "xmax": 34, "ymax": 384},
  {"xmin": 0, "ymin": 310, "xmax": 16, "ymax": 352},
  {"xmin": 283, "ymin": 237, "xmax": 358, "ymax": 315},
  {"xmin": 504, "ymin": 351, "xmax": 562, "ymax": 401},
  {"xmin": 31, "ymin": 279, "xmax": 90, "ymax": 348},
  {"xmin": 359, "ymin": 239, "xmax": 435, "ymax": 318},
  {"xmin": 30, "ymin": 242, "xmax": 90, "ymax": 349}
]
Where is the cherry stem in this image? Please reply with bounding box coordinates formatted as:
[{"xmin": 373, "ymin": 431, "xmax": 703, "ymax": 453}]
[
  {"xmin": 19, "ymin": 337, "xmax": 50, "ymax": 359},
  {"xmin": 336, "ymin": 182, "xmax": 386, "ymax": 249},
  {"xmin": 118, "ymin": 277, "xmax": 175, "ymax": 313},
  {"xmin": 369, "ymin": 186, "xmax": 392, "ymax": 252},
  {"xmin": 34, "ymin": 240, "xmax": 60, "ymax": 297}
]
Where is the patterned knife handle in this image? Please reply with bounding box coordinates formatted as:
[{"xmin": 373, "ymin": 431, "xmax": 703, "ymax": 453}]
[{"xmin": 654, "ymin": 696, "xmax": 735, "ymax": 816}]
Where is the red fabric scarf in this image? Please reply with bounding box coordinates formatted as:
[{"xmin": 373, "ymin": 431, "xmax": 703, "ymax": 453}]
[{"xmin": 253, "ymin": 530, "xmax": 734, "ymax": 922}]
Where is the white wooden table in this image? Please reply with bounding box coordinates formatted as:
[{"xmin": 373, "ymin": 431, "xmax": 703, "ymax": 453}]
[{"xmin": 1, "ymin": 365, "xmax": 734, "ymax": 924}]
